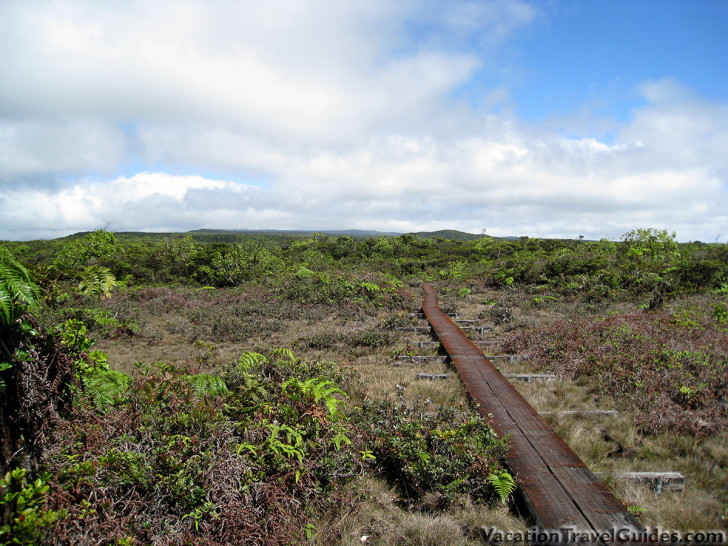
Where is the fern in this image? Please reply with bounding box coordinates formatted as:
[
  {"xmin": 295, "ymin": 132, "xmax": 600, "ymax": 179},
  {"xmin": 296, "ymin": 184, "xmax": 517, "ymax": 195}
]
[
  {"xmin": 270, "ymin": 347, "xmax": 295, "ymax": 362},
  {"xmin": 282, "ymin": 377, "xmax": 348, "ymax": 417},
  {"xmin": 235, "ymin": 442, "xmax": 257, "ymax": 456},
  {"xmin": 85, "ymin": 369, "xmax": 131, "ymax": 409},
  {"xmin": 183, "ymin": 373, "xmax": 229, "ymax": 397},
  {"xmin": 0, "ymin": 249, "xmax": 40, "ymax": 327},
  {"xmin": 265, "ymin": 424, "xmax": 305, "ymax": 465},
  {"xmin": 311, "ymin": 380, "xmax": 347, "ymax": 415},
  {"xmin": 487, "ymin": 470, "xmax": 516, "ymax": 504},
  {"xmin": 78, "ymin": 265, "xmax": 117, "ymax": 299},
  {"xmin": 0, "ymin": 362, "xmax": 11, "ymax": 393},
  {"xmin": 0, "ymin": 288, "xmax": 11, "ymax": 327},
  {"xmin": 238, "ymin": 351, "xmax": 268, "ymax": 372},
  {"xmin": 331, "ymin": 428, "xmax": 352, "ymax": 450}
]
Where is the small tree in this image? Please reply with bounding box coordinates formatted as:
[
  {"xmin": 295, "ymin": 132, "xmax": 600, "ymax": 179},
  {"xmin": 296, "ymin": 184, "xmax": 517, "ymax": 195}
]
[
  {"xmin": 620, "ymin": 228, "xmax": 680, "ymax": 264},
  {"xmin": 53, "ymin": 229, "xmax": 122, "ymax": 271}
]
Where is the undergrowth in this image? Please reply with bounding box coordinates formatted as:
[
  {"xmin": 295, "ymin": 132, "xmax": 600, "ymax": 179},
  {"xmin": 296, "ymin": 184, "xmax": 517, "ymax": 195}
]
[
  {"xmin": 502, "ymin": 303, "xmax": 728, "ymax": 434},
  {"xmin": 41, "ymin": 350, "xmax": 361, "ymax": 544},
  {"xmin": 1, "ymin": 348, "xmax": 510, "ymax": 544}
]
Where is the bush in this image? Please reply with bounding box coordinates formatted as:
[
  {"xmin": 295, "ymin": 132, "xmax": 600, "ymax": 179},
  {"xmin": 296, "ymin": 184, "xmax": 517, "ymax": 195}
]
[
  {"xmin": 45, "ymin": 350, "xmax": 362, "ymax": 544},
  {"xmin": 501, "ymin": 309, "xmax": 728, "ymax": 434},
  {"xmin": 346, "ymin": 328, "xmax": 399, "ymax": 349},
  {"xmin": 351, "ymin": 400, "xmax": 509, "ymax": 505}
]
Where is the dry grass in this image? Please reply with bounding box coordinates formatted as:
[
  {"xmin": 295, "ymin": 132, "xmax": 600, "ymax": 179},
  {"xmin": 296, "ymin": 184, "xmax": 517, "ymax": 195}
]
[
  {"xmin": 313, "ymin": 476, "xmax": 527, "ymax": 546},
  {"xmin": 500, "ymin": 311, "xmax": 728, "ymax": 530}
]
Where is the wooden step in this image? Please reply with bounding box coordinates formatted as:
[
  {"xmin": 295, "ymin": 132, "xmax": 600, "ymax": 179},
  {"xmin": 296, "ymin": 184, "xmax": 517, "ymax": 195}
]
[
  {"xmin": 504, "ymin": 373, "xmax": 558, "ymax": 382},
  {"xmin": 395, "ymin": 355, "xmax": 447, "ymax": 361},
  {"xmin": 540, "ymin": 410, "xmax": 620, "ymax": 418},
  {"xmin": 416, "ymin": 373, "xmax": 450, "ymax": 380},
  {"xmin": 395, "ymin": 326, "xmax": 432, "ymax": 334},
  {"xmin": 484, "ymin": 354, "xmax": 523, "ymax": 362},
  {"xmin": 605, "ymin": 472, "xmax": 685, "ymax": 493},
  {"xmin": 458, "ymin": 326, "xmax": 493, "ymax": 334},
  {"xmin": 394, "ymin": 355, "xmax": 448, "ymax": 365}
]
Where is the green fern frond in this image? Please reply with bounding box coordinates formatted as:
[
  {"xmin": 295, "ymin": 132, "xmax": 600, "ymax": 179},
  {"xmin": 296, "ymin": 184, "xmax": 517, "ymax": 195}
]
[
  {"xmin": 311, "ymin": 380, "xmax": 347, "ymax": 403},
  {"xmin": 0, "ymin": 250, "xmax": 40, "ymax": 327},
  {"xmin": 312, "ymin": 379, "xmax": 348, "ymax": 416},
  {"xmin": 323, "ymin": 396, "xmax": 346, "ymax": 416},
  {"xmin": 183, "ymin": 373, "xmax": 229, "ymax": 397},
  {"xmin": 85, "ymin": 370, "xmax": 131, "ymax": 409},
  {"xmin": 265, "ymin": 424, "xmax": 305, "ymax": 465},
  {"xmin": 0, "ymin": 289, "xmax": 12, "ymax": 326},
  {"xmin": 78, "ymin": 265, "xmax": 117, "ymax": 299},
  {"xmin": 238, "ymin": 351, "xmax": 268, "ymax": 372},
  {"xmin": 270, "ymin": 347, "xmax": 296, "ymax": 362},
  {"xmin": 487, "ymin": 470, "xmax": 516, "ymax": 504},
  {"xmin": 0, "ymin": 362, "xmax": 12, "ymax": 393},
  {"xmin": 282, "ymin": 377, "xmax": 348, "ymax": 416},
  {"xmin": 241, "ymin": 374, "xmax": 268, "ymax": 402},
  {"xmin": 0, "ymin": 263, "xmax": 38, "ymax": 305}
]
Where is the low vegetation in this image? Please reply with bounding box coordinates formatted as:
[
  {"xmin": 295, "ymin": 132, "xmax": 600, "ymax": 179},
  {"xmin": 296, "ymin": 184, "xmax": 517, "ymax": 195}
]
[{"xmin": 1, "ymin": 228, "xmax": 727, "ymax": 543}]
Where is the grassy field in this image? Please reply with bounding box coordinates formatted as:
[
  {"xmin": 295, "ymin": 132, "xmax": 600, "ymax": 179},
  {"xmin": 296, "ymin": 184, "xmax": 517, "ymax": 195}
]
[{"xmin": 1, "ymin": 229, "xmax": 726, "ymax": 543}]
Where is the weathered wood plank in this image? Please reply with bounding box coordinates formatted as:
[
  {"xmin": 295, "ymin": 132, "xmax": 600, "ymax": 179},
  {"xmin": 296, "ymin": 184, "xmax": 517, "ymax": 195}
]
[
  {"xmin": 416, "ymin": 373, "xmax": 450, "ymax": 380},
  {"xmin": 395, "ymin": 326, "xmax": 432, "ymax": 334},
  {"xmin": 504, "ymin": 373, "xmax": 558, "ymax": 382},
  {"xmin": 483, "ymin": 354, "xmax": 523, "ymax": 362},
  {"xmin": 394, "ymin": 355, "xmax": 448, "ymax": 362},
  {"xmin": 608, "ymin": 472, "xmax": 685, "ymax": 493},
  {"xmin": 458, "ymin": 325, "xmax": 493, "ymax": 334},
  {"xmin": 410, "ymin": 311, "xmax": 459, "ymax": 319},
  {"xmin": 541, "ymin": 410, "xmax": 620, "ymax": 418}
]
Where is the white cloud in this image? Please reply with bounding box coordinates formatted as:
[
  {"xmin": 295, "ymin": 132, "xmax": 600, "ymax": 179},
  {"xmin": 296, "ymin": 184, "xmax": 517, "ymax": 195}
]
[
  {"xmin": 0, "ymin": 2, "xmax": 726, "ymax": 242},
  {"xmin": 0, "ymin": 120, "xmax": 126, "ymax": 182},
  {"xmin": 618, "ymin": 80, "xmax": 728, "ymax": 175},
  {"xmin": 1, "ymin": 173, "xmax": 263, "ymax": 237},
  {"xmin": 0, "ymin": 0, "xmax": 480, "ymax": 144}
]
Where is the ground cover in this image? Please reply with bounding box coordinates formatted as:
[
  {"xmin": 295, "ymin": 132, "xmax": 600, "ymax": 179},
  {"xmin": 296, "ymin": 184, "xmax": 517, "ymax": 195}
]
[{"xmin": 1, "ymin": 229, "xmax": 727, "ymax": 543}]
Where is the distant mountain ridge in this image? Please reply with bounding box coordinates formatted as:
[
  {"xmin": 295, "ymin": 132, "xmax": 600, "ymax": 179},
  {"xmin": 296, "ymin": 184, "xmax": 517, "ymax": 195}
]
[
  {"xmin": 412, "ymin": 229, "xmax": 486, "ymax": 241},
  {"xmin": 189, "ymin": 228, "xmax": 402, "ymax": 237},
  {"xmin": 191, "ymin": 228, "xmax": 490, "ymax": 241},
  {"xmin": 62, "ymin": 228, "xmax": 490, "ymax": 242}
]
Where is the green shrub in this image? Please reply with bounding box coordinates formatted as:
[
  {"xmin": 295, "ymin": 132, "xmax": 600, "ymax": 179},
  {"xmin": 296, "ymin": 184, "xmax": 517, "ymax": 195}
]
[
  {"xmin": 346, "ymin": 328, "xmax": 399, "ymax": 348},
  {"xmin": 714, "ymin": 303, "xmax": 728, "ymax": 324},
  {"xmin": 352, "ymin": 400, "xmax": 509, "ymax": 505},
  {"xmin": 46, "ymin": 350, "xmax": 361, "ymax": 544},
  {"xmin": 0, "ymin": 468, "xmax": 65, "ymax": 544}
]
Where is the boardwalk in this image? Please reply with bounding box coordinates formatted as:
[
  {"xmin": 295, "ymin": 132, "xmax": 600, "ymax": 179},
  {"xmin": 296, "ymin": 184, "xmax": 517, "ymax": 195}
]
[{"xmin": 421, "ymin": 284, "xmax": 642, "ymax": 540}]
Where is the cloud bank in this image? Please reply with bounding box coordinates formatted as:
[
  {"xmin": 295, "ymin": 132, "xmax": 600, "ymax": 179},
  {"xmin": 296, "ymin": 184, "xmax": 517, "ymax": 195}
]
[{"xmin": 0, "ymin": 0, "xmax": 726, "ymax": 241}]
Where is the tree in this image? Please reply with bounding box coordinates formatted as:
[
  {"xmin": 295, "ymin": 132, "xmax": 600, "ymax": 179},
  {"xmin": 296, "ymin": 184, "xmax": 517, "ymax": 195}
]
[
  {"xmin": 53, "ymin": 229, "xmax": 123, "ymax": 271},
  {"xmin": 53, "ymin": 230, "xmax": 123, "ymax": 300},
  {"xmin": 620, "ymin": 228, "xmax": 680, "ymax": 263}
]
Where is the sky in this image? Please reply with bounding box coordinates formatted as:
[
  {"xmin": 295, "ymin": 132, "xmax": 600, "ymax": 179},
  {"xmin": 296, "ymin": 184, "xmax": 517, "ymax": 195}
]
[{"xmin": 1, "ymin": 0, "xmax": 727, "ymax": 242}]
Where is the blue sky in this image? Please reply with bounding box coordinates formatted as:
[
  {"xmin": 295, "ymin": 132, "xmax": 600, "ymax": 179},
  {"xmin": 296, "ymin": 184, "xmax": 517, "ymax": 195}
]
[
  {"xmin": 1, "ymin": 0, "xmax": 726, "ymax": 241},
  {"xmin": 508, "ymin": 1, "xmax": 728, "ymax": 121}
]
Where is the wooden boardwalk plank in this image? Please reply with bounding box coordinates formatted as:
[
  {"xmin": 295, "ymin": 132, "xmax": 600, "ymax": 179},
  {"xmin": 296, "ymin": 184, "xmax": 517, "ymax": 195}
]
[{"xmin": 421, "ymin": 283, "xmax": 642, "ymax": 537}]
